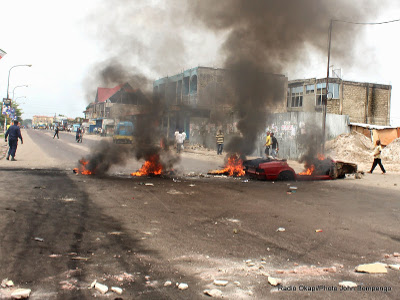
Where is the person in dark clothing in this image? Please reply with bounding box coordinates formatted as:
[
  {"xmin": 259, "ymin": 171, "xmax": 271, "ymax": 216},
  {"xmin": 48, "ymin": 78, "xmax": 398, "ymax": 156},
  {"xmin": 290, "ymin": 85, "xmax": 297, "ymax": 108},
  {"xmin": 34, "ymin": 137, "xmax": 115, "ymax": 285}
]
[
  {"xmin": 53, "ymin": 126, "xmax": 59, "ymax": 139},
  {"xmin": 5, "ymin": 120, "xmax": 23, "ymax": 161},
  {"xmin": 76, "ymin": 127, "xmax": 82, "ymax": 142},
  {"xmin": 270, "ymin": 132, "xmax": 279, "ymax": 158}
]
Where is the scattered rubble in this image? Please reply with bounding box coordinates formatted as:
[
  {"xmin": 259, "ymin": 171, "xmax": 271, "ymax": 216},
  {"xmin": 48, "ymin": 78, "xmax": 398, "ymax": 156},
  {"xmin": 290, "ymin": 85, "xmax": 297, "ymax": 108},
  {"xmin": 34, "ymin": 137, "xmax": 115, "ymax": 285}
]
[
  {"xmin": 339, "ymin": 281, "xmax": 357, "ymax": 288},
  {"xmin": 355, "ymin": 262, "xmax": 387, "ymax": 274},
  {"xmin": 1, "ymin": 279, "xmax": 14, "ymax": 288},
  {"xmin": 164, "ymin": 280, "xmax": 172, "ymax": 287},
  {"xmin": 145, "ymin": 183, "xmax": 154, "ymax": 186},
  {"xmin": 388, "ymin": 264, "xmax": 400, "ymax": 271},
  {"xmin": 276, "ymin": 227, "xmax": 285, "ymax": 232},
  {"xmin": 10, "ymin": 288, "xmax": 31, "ymax": 299},
  {"xmin": 111, "ymin": 286, "xmax": 123, "ymax": 295},
  {"xmin": 178, "ymin": 283, "xmax": 188, "ymax": 290},
  {"xmin": 213, "ymin": 279, "xmax": 228, "ymax": 286},
  {"xmin": 268, "ymin": 276, "xmax": 281, "ymax": 286},
  {"xmin": 167, "ymin": 189, "xmax": 183, "ymax": 195},
  {"xmin": 34, "ymin": 237, "xmax": 44, "ymax": 242},
  {"xmin": 204, "ymin": 289, "xmax": 223, "ymax": 298},
  {"xmin": 94, "ymin": 282, "xmax": 108, "ymax": 294}
]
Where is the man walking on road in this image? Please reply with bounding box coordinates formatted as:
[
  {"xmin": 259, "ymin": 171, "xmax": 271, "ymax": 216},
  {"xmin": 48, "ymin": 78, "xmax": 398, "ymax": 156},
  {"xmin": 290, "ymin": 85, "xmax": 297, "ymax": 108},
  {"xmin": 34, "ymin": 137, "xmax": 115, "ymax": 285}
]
[
  {"xmin": 5, "ymin": 120, "xmax": 23, "ymax": 161},
  {"xmin": 368, "ymin": 139, "xmax": 386, "ymax": 174},
  {"xmin": 53, "ymin": 126, "xmax": 59, "ymax": 139}
]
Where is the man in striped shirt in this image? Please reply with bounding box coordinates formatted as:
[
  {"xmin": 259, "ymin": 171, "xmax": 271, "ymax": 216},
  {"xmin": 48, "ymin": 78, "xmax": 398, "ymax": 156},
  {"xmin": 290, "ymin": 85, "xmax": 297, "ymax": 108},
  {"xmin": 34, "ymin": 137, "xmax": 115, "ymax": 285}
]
[{"xmin": 216, "ymin": 130, "xmax": 224, "ymax": 155}]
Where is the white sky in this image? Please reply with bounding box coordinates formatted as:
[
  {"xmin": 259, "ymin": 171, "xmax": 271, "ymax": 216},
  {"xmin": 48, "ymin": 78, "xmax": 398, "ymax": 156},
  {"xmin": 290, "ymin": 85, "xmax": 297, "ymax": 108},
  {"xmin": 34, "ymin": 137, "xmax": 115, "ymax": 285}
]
[{"xmin": 1, "ymin": 0, "xmax": 400, "ymax": 125}]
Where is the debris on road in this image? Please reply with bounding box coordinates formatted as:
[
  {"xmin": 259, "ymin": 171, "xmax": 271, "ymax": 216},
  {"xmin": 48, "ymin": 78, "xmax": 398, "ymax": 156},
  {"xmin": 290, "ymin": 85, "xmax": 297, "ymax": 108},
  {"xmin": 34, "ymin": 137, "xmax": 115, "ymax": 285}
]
[
  {"xmin": 33, "ymin": 186, "xmax": 46, "ymax": 189},
  {"xmin": 145, "ymin": 183, "xmax": 154, "ymax": 186},
  {"xmin": 178, "ymin": 283, "xmax": 188, "ymax": 290},
  {"xmin": 94, "ymin": 282, "xmax": 109, "ymax": 294},
  {"xmin": 167, "ymin": 189, "xmax": 183, "ymax": 195},
  {"xmin": 276, "ymin": 227, "xmax": 285, "ymax": 232},
  {"xmin": 173, "ymin": 178, "xmax": 181, "ymax": 182},
  {"xmin": 164, "ymin": 280, "xmax": 172, "ymax": 287},
  {"xmin": 48, "ymin": 254, "xmax": 62, "ymax": 258},
  {"xmin": 315, "ymin": 229, "xmax": 323, "ymax": 233},
  {"xmin": 268, "ymin": 276, "xmax": 281, "ymax": 286},
  {"xmin": 1, "ymin": 279, "xmax": 14, "ymax": 287},
  {"xmin": 204, "ymin": 289, "xmax": 223, "ymax": 298},
  {"xmin": 189, "ymin": 184, "xmax": 196, "ymax": 187},
  {"xmin": 34, "ymin": 237, "xmax": 44, "ymax": 242},
  {"xmin": 71, "ymin": 256, "xmax": 90, "ymax": 261},
  {"xmin": 355, "ymin": 262, "xmax": 387, "ymax": 274},
  {"xmin": 10, "ymin": 288, "xmax": 31, "ymax": 299},
  {"xmin": 108, "ymin": 231, "xmax": 123, "ymax": 235},
  {"xmin": 233, "ymin": 228, "xmax": 238, "ymax": 234},
  {"xmin": 394, "ymin": 252, "xmax": 400, "ymax": 257},
  {"xmin": 213, "ymin": 279, "xmax": 228, "ymax": 286},
  {"xmin": 388, "ymin": 264, "xmax": 400, "ymax": 271},
  {"xmin": 234, "ymin": 281, "xmax": 241, "ymax": 287},
  {"xmin": 339, "ymin": 281, "xmax": 357, "ymax": 288},
  {"xmin": 242, "ymin": 179, "xmax": 249, "ymax": 183},
  {"xmin": 111, "ymin": 286, "xmax": 123, "ymax": 295}
]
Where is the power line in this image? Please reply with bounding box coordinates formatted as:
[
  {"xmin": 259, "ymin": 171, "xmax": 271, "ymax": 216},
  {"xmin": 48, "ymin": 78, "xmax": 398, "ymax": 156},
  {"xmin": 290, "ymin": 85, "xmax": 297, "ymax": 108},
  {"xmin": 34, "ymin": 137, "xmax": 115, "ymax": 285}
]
[{"xmin": 333, "ymin": 18, "xmax": 400, "ymax": 25}]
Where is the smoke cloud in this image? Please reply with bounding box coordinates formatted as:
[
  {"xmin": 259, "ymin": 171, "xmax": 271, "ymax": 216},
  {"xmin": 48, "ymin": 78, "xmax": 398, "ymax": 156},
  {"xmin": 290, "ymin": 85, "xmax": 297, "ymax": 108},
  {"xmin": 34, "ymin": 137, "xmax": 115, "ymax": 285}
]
[{"xmin": 189, "ymin": 0, "xmax": 374, "ymax": 156}]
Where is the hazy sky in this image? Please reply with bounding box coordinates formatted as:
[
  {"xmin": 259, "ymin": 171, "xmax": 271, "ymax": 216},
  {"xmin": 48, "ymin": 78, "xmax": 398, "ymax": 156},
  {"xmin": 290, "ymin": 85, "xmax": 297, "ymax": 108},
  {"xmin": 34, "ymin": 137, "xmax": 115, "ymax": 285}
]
[{"xmin": 1, "ymin": 0, "xmax": 400, "ymax": 125}]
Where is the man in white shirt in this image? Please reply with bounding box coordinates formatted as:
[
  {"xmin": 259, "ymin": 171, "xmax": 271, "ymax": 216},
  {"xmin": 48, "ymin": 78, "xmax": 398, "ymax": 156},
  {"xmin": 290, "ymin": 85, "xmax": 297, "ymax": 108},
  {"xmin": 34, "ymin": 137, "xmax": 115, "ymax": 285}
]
[{"xmin": 176, "ymin": 130, "xmax": 185, "ymax": 153}]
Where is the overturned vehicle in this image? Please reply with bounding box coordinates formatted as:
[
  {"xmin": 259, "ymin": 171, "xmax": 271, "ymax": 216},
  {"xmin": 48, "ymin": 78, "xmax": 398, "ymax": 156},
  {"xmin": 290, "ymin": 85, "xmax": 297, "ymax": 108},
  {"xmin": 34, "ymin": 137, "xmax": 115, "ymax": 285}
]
[{"xmin": 244, "ymin": 157, "xmax": 357, "ymax": 181}]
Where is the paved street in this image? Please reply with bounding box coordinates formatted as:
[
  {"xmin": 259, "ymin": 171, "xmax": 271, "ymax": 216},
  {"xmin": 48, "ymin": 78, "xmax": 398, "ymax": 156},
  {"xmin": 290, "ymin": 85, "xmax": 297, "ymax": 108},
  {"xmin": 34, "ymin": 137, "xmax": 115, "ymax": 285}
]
[{"xmin": 0, "ymin": 129, "xmax": 399, "ymax": 299}]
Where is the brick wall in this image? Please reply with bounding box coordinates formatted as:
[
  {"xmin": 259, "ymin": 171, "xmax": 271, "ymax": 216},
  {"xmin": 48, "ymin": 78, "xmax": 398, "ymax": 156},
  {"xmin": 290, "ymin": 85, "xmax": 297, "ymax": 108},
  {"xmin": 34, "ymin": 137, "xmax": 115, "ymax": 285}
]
[{"xmin": 342, "ymin": 82, "xmax": 390, "ymax": 125}]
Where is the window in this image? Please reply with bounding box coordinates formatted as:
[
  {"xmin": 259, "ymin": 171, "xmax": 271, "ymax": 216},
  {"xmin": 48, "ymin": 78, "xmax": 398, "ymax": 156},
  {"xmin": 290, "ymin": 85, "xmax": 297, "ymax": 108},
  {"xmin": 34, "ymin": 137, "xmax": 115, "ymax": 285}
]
[
  {"xmin": 316, "ymin": 83, "xmax": 326, "ymax": 106},
  {"xmin": 306, "ymin": 84, "xmax": 315, "ymax": 94},
  {"xmin": 316, "ymin": 82, "xmax": 339, "ymax": 106},
  {"xmin": 290, "ymin": 86, "xmax": 303, "ymax": 107}
]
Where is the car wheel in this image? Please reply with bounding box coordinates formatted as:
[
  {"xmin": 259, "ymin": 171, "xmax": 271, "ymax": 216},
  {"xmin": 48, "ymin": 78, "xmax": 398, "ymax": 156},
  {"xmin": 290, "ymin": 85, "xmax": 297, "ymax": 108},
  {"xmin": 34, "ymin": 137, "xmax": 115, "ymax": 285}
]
[{"xmin": 278, "ymin": 171, "xmax": 295, "ymax": 181}]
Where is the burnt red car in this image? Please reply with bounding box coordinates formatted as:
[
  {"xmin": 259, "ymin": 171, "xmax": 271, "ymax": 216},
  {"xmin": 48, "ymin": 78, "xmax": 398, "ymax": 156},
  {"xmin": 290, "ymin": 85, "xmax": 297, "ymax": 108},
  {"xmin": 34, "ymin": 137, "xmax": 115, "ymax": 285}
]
[{"xmin": 244, "ymin": 158, "xmax": 296, "ymax": 181}]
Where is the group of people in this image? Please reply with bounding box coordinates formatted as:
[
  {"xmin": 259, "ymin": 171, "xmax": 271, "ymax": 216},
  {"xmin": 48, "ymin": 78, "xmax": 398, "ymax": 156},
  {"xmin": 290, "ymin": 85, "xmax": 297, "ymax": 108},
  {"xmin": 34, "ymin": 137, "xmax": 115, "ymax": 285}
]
[
  {"xmin": 264, "ymin": 131, "xmax": 279, "ymax": 158},
  {"xmin": 53, "ymin": 125, "xmax": 84, "ymax": 142}
]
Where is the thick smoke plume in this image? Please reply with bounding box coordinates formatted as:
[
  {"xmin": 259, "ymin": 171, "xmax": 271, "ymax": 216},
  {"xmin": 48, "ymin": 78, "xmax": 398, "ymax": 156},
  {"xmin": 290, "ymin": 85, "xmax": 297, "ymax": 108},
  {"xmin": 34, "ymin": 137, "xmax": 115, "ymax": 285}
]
[{"xmin": 190, "ymin": 0, "xmax": 373, "ymax": 157}]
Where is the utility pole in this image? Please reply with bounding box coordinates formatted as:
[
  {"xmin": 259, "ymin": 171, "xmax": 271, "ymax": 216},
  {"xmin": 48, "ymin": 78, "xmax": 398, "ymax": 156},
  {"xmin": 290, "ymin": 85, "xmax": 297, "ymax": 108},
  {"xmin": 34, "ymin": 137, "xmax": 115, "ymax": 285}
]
[{"xmin": 323, "ymin": 19, "xmax": 333, "ymax": 154}]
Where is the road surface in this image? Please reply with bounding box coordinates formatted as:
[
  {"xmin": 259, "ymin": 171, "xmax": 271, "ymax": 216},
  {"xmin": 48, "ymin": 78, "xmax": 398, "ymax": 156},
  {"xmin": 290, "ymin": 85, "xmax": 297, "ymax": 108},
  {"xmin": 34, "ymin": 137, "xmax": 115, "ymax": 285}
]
[{"xmin": 0, "ymin": 129, "xmax": 399, "ymax": 299}]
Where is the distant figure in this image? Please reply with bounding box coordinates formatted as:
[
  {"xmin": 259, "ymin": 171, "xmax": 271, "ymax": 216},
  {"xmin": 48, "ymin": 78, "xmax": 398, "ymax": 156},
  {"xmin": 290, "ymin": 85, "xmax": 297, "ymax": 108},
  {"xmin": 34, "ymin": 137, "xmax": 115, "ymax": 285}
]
[
  {"xmin": 5, "ymin": 120, "xmax": 23, "ymax": 161},
  {"xmin": 181, "ymin": 129, "xmax": 186, "ymax": 150},
  {"xmin": 216, "ymin": 130, "xmax": 224, "ymax": 155},
  {"xmin": 368, "ymin": 140, "xmax": 386, "ymax": 174},
  {"xmin": 264, "ymin": 131, "xmax": 271, "ymax": 157},
  {"xmin": 270, "ymin": 132, "xmax": 279, "ymax": 158},
  {"xmin": 76, "ymin": 127, "xmax": 82, "ymax": 142},
  {"xmin": 176, "ymin": 131, "xmax": 185, "ymax": 154},
  {"xmin": 53, "ymin": 126, "xmax": 59, "ymax": 139}
]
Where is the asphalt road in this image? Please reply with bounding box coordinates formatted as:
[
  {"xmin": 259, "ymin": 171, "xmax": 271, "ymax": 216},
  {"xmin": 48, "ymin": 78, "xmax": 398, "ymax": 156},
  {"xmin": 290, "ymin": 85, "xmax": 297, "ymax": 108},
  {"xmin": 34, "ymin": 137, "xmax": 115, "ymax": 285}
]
[{"xmin": 0, "ymin": 130, "xmax": 399, "ymax": 299}]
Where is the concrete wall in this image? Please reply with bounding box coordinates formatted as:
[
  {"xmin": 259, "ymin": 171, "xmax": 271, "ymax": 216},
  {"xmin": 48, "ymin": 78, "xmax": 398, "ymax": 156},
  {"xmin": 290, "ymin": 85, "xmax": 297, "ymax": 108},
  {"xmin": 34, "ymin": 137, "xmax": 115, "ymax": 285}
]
[{"xmin": 258, "ymin": 112, "xmax": 350, "ymax": 159}]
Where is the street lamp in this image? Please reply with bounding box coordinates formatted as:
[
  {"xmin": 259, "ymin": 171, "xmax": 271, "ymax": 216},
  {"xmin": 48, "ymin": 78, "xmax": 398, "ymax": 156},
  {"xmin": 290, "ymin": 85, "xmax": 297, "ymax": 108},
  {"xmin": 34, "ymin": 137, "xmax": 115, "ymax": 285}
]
[
  {"xmin": 4, "ymin": 64, "xmax": 31, "ymax": 132},
  {"xmin": 12, "ymin": 85, "xmax": 28, "ymax": 100},
  {"xmin": 6, "ymin": 64, "xmax": 32, "ymax": 99}
]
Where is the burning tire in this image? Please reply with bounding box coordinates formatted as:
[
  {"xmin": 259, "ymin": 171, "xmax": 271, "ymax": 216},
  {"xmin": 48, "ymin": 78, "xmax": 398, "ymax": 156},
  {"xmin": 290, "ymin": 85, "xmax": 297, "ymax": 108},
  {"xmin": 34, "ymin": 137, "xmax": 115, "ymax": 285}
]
[{"xmin": 278, "ymin": 171, "xmax": 295, "ymax": 181}]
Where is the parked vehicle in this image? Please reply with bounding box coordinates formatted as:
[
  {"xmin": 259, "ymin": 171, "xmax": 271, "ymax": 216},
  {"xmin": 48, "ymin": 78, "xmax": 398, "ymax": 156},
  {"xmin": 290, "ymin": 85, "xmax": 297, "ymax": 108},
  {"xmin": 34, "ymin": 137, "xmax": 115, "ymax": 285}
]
[{"xmin": 113, "ymin": 121, "xmax": 134, "ymax": 144}]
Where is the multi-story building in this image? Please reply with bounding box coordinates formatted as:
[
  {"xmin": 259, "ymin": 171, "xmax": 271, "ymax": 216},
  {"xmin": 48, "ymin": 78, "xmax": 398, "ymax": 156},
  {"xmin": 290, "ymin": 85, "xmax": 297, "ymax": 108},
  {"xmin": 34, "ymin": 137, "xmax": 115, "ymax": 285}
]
[
  {"xmin": 287, "ymin": 78, "xmax": 391, "ymax": 125},
  {"xmin": 32, "ymin": 115, "xmax": 54, "ymax": 127},
  {"xmin": 84, "ymin": 83, "xmax": 149, "ymax": 134},
  {"xmin": 153, "ymin": 66, "xmax": 288, "ymax": 144}
]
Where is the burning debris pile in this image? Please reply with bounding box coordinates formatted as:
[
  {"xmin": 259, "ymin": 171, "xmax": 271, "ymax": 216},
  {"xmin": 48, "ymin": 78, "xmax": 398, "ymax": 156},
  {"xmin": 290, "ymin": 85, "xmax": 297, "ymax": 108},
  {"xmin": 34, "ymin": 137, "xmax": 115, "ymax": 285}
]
[
  {"xmin": 131, "ymin": 155, "xmax": 163, "ymax": 176},
  {"xmin": 208, "ymin": 154, "xmax": 245, "ymax": 177}
]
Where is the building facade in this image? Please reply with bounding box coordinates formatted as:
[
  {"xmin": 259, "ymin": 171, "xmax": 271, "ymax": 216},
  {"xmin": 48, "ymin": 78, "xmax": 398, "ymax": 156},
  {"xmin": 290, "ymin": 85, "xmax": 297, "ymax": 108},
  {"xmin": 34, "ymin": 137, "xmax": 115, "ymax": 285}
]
[
  {"xmin": 153, "ymin": 66, "xmax": 288, "ymax": 144},
  {"xmin": 32, "ymin": 115, "xmax": 54, "ymax": 127},
  {"xmin": 287, "ymin": 78, "xmax": 391, "ymax": 126}
]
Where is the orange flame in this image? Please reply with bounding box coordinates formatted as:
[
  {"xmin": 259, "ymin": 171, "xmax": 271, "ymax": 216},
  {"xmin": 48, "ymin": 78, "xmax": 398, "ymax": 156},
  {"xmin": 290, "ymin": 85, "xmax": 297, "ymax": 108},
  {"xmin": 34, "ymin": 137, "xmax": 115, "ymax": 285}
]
[
  {"xmin": 74, "ymin": 159, "xmax": 94, "ymax": 175},
  {"xmin": 209, "ymin": 154, "xmax": 245, "ymax": 177},
  {"xmin": 131, "ymin": 155, "xmax": 163, "ymax": 176},
  {"xmin": 299, "ymin": 154, "xmax": 325, "ymax": 175}
]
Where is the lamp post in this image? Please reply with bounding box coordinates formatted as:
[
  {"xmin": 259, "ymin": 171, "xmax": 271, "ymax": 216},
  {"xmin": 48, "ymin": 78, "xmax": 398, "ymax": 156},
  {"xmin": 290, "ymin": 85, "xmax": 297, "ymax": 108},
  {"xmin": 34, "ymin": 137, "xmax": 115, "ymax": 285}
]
[
  {"xmin": 4, "ymin": 64, "xmax": 32, "ymax": 132},
  {"xmin": 12, "ymin": 85, "xmax": 28, "ymax": 100}
]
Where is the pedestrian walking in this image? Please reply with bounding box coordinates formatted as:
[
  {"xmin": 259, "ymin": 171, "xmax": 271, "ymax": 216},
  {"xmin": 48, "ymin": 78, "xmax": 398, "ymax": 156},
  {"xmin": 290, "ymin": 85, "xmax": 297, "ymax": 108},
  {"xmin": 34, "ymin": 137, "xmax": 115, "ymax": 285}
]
[
  {"xmin": 368, "ymin": 140, "xmax": 386, "ymax": 174},
  {"xmin": 176, "ymin": 131, "xmax": 185, "ymax": 154},
  {"xmin": 264, "ymin": 131, "xmax": 271, "ymax": 157},
  {"xmin": 53, "ymin": 126, "xmax": 59, "ymax": 139},
  {"xmin": 216, "ymin": 130, "xmax": 224, "ymax": 155},
  {"xmin": 270, "ymin": 132, "xmax": 279, "ymax": 158},
  {"xmin": 5, "ymin": 120, "xmax": 23, "ymax": 161}
]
